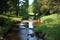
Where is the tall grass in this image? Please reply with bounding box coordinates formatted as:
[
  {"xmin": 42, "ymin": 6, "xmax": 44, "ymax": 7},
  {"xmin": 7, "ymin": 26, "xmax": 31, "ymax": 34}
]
[{"xmin": 35, "ymin": 24, "xmax": 60, "ymax": 40}]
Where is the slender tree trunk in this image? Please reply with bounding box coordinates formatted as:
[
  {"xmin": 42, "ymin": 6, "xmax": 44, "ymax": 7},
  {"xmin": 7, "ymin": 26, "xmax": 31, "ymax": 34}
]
[{"xmin": 16, "ymin": 0, "xmax": 19, "ymax": 17}]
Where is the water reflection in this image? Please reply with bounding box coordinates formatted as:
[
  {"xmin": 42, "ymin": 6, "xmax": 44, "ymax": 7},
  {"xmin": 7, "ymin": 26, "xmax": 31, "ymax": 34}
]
[{"xmin": 19, "ymin": 21, "xmax": 37, "ymax": 40}]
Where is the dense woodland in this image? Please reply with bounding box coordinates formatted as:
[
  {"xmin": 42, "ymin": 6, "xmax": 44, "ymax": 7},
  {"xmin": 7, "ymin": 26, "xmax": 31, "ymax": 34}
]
[{"xmin": 0, "ymin": 0, "xmax": 60, "ymax": 17}]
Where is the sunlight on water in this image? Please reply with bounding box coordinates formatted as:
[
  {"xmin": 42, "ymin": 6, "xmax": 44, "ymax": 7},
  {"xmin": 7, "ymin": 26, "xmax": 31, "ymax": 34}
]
[
  {"xmin": 29, "ymin": 21, "xmax": 34, "ymax": 28},
  {"xmin": 19, "ymin": 21, "xmax": 37, "ymax": 40}
]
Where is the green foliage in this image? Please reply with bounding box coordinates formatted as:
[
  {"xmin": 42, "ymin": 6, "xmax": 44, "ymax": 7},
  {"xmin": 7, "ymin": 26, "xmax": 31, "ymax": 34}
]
[
  {"xmin": 0, "ymin": 0, "xmax": 29, "ymax": 17},
  {"xmin": 35, "ymin": 13, "xmax": 60, "ymax": 40},
  {"xmin": 40, "ymin": 14, "xmax": 57, "ymax": 20},
  {"xmin": 0, "ymin": 15, "xmax": 21, "ymax": 34},
  {"xmin": 18, "ymin": 0, "xmax": 29, "ymax": 19},
  {"xmin": 35, "ymin": 24, "xmax": 60, "ymax": 40},
  {"xmin": 35, "ymin": 24, "xmax": 47, "ymax": 33},
  {"xmin": 58, "ymin": 20, "xmax": 60, "ymax": 24},
  {"xmin": 0, "ymin": 17, "xmax": 11, "ymax": 34},
  {"xmin": 44, "ymin": 18, "xmax": 54, "ymax": 23},
  {"xmin": 33, "ymin": 0, "xmax": 60, "ymax": 18},
  {"xmin": 40, "ymin": 14, "xmax": 60, "ymax": 24},
  {"xmin": 0, "ymin": 0, "xmax": 10, "ymax": 14}
]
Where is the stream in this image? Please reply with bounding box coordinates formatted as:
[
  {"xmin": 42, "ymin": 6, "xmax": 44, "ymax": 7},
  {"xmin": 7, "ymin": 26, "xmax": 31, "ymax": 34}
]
[{"xmin": 18, "ymin": 21, "xmax": 37, "ymax": 40}]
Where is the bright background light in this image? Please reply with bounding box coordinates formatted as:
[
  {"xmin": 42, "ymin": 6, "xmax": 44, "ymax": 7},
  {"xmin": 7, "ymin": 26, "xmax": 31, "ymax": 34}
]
[{"xmin": 29, "ymin": 0, "xmax": 34, "ymax": 5}]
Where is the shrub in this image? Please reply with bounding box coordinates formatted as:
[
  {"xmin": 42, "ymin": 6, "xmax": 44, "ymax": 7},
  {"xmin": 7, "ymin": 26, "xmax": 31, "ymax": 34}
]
[
  {"xmin": 35, "ymin": 24, "xmax": 47, "ymax": 33},
  {"xmin": 35, "ymin": 24, "xmax": 60, "ymax": 40},
  {"xmin": 44, "ymin": 18, "xmax": 54, "ymax": 23}
]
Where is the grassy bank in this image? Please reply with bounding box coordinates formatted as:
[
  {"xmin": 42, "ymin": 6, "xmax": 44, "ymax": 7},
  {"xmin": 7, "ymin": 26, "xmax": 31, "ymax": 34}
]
[
  {"xmin": 0, "ymin": 15, "xmax": 21, "ymax": 34},
  {"xmin": 35, "ymin": 14, "xmax": 60, "ymax": 40},
  {"xmin": 35, "ymin": 24, "xmax": 60, "ymax": 40}
]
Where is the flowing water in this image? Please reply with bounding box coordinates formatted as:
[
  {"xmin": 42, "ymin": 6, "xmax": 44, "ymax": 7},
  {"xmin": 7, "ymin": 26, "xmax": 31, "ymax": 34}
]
[{"xmin": 19, "ymin": 21, "xmax": 37, "ymax": 40}]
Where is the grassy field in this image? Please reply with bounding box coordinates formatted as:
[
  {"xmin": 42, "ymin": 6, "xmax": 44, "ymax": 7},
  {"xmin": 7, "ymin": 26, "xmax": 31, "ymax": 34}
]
[
  {"xmin": 40, "ymin": 14, "xmax": 58, "ymax": 21},
  {"xmin": 35, "ymin": 14, "xmax": 60, "ymax": 40},
  {"xmin": 40, "ymin": 14, "xmax": 60, "ymax": 24}
]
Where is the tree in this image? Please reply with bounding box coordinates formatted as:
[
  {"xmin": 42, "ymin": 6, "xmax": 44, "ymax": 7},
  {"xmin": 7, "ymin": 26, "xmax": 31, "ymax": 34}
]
[
  {"xmin": 33, "ymin": 0, "xmax": 60, "ymax": 18},
  {"xmin": 0, "ymin": 0, "xmax": 10, "ymax": 14},
  {"xmin": 19, "ymin": 0, "xmax": 29, "ymax": 19},
  {"xmin": 33, "ymin": 0, "xmax": 42, "ymax": 19}
]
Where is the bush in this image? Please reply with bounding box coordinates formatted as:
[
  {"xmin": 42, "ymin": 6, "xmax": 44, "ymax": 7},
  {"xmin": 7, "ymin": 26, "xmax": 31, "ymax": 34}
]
[
  {"xmin": 44, "ymin": 18, "xmax": 54, "ymax": 23},
  {"xmin": 35, "ymin": 24, "xmax": 47, "ymax": 33},
  {"xmin": 35, "ymin": 24, "xmax": 60, "ymax": 40}
]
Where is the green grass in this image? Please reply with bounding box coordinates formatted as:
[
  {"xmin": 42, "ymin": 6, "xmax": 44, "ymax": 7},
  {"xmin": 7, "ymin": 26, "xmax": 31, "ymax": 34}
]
[
  {"xmin": 40, "ymin": 14, "xmax": 58, "ymax": 21},
  {"xmin": 40, "ymin": 14, "xmax": 60, "ymax": 24},
  {"xmin": 35, "ymin": 24, "xmax": 60, "ymax": 40},
  {"xmin": 35, "ymin": 14, "xmax": 60, "ymax": 40}
]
